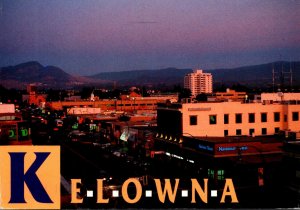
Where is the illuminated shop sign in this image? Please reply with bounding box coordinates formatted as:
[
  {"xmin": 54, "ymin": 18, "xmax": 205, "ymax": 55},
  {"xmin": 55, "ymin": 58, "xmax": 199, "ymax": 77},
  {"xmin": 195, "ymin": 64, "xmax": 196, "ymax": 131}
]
[
  {"xmin": 120, "ymin": 128, "xmax": 138, "ymax": 142},
  {"xmin": 9, "ymin": 130, "xmax": 15, "ymax": 138},
  {"xmin": 89, "ymin": 124, "xmax": 97, "ymax": 131},
  {"xmin": 5, "ymin": 126, "xmax": 29, "ymax": 140},
  {"xmin": 218, "ymin": 146, "xmax": 248, "ymax": 152},
  {"xmin": 198, "ymin": 144, "xmax": 213, "ymax": 151},
  {"xmin": 10, "ymin": 129, "xmax": 29, "ymax": 138},
  {"xmin": 72, "ymin": 123, "xmax": 78, "ymax": 130},
  {"xmin": 21, "ymin": 128, "xmax": 28, "ymax": 137},
  {"xmin": 165, "ymin": 152, "xmax": 195, "ymax": 163}
]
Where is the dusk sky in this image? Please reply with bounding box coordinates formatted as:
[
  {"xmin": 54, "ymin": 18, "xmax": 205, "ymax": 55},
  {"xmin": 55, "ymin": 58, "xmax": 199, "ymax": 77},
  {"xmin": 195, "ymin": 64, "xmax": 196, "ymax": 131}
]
[{"xmin": 0, "ymin": 0, "xmax": 299, "ymax": 75}]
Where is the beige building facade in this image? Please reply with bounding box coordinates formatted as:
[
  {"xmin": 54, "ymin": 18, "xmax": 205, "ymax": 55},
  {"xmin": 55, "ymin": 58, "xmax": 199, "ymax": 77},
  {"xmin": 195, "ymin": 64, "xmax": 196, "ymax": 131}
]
[
  {"xmin": 48, "ymin": 98, "xmax": 166, "ymax": 112},
  {"xmin": 261, "ymin": 92, "xmax": 300, "ymax": 102},
  {"xmin": 174, "ymin": 102, "xmax": 300, "ymax": 137},
  {"xmin": 214, "ymin": 89, "xmax": 247, "ymax": 101}
]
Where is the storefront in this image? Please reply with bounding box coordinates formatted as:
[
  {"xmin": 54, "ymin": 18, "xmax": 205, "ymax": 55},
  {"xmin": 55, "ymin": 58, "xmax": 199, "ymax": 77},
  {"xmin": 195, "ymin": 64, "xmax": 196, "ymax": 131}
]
[
  {"xmin": 154, "ymin": 134, "xmax": 283, "ymax": 190},
  {"xmin": 0, "ymin": 121, "xmax": 30, "ymax": 143},
  {"xmin": 283, "ymin": 141, "xmax": 300, "ymax": 206}
]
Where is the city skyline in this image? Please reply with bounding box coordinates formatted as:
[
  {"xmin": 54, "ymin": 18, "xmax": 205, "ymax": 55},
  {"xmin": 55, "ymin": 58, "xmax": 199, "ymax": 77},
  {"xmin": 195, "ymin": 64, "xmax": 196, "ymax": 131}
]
[{"xmin": 1, "ymin": 0, "xmax": 299, "ymax": 76}]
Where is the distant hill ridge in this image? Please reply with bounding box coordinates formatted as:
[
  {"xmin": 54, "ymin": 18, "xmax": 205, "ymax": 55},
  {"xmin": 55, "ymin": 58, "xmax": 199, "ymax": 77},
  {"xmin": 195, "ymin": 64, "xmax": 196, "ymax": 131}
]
[
  {"xmin": 0, "ymin": 61, "xmax": 299, "ymax": 88},
  {"xmin": 0, "ymin": 61, "xmax": 104, "ymax": 88},
  {"xmin": 90, "ymin": 61, "xmax": 300, "ymax": 87}
]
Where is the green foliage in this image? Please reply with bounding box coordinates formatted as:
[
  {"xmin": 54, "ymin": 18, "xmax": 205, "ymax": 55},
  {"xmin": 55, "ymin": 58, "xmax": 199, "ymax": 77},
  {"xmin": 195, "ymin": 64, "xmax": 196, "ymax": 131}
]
[
  {"xmin": 196, "ymin": 93, "xmax": 208, "ymax": 102},
  {"xmin": 178, "ymin": 88, "xmax": 191, "ymax": 102}
]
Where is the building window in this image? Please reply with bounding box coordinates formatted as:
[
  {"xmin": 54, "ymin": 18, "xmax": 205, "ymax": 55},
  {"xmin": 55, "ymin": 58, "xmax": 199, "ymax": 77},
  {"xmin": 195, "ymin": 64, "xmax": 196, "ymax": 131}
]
[
  {"xmin": 190, "ymin": 115, "xmax": 197, "ymax": 125},
  {"xmin": 236, "ymin": 129, "xmax": 242, "ymax": 135},
  {"xmin": 249, "ymin": 129, "xmax": 255, "ymax": 136},
  {"xmin": 224, "ymin": 114, "xmax": 229, "ymax": 124},
  {"xmin": 235, "ymin": 114, "xmax": 242, "ymax": 124},
  {"xmin": 284, "ymin": 115, "xmax": 287, "ymax": 122},
  {"xmin": 224, "ymin": 130, "xmax": 228, "ymax": 136},
  {"xmin": 274, "ymin": 112, "xmax": 280, "ymax": 122},
  {"xmin": 209, "ymin": 115, "xmax": 217, "ymax": 124},
  {"xmin": 261, "ymin": 113, "xmax": 267, "ymax": 122},
  {"xmin": 248, "ymin": 113, "xmax": 255, "ymax": 123},
  {"xmin": 217, "ymin": 170, "xmax": 225, "ymax": 181},
  {"xmin": 275, "ymin": 127, "xmax": 280, "ymax": 133},
  {"xmin": 208, "ymin": 169, "xmax": 214, "ymax": 179},
  {"xmin": 292, "ymin": 112, "xmax": 299, "ymax": 121},
  {"xmin": 262, "ymin": 128, "xmax": 267, "ymax": 135}
]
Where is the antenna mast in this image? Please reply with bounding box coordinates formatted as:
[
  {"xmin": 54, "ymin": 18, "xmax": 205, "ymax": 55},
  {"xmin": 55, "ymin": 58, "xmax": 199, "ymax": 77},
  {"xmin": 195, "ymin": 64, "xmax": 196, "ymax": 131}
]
[
  {"xmin": 272, "ymin": 63, "xmax": 275, "ymax": 92},
  {"xmin": 290, "ymin": 61, "xmax": 293, "ymax": 91}
]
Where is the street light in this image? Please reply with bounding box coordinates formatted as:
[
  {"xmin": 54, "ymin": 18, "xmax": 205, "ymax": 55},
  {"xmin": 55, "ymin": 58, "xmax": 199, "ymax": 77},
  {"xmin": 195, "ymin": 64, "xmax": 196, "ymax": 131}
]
[
  {"xmin": 126, "ymin": 95, "xmax": 129, "ymax": 111},
  {"xmin": 182, "ymin": 132, "xmax": 202, "ymax": 143},
  {"xmin": 132, "ymin": 97, "xmax": 136, "ymax": 112}
]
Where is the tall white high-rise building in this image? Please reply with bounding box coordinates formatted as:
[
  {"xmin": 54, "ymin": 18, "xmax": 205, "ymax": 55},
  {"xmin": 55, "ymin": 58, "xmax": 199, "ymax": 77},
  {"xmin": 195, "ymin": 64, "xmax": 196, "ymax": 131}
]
[{"xmin": 184, "ymin": 69, "xmax": 213, "ymax": 96}]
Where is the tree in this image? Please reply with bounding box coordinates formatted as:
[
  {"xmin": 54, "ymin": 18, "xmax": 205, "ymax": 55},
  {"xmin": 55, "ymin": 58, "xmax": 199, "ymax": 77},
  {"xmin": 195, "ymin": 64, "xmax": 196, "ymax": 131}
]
[
  {"xmin": 0, "ymin": 85, "xmax": 23, "ymax": 104},
  {"xmin": 173, "ymin": 84, "xmax": 182, "ymax": 93},
  {"xmin": 213, "ymin": 83, "xmax": 227, "ymax": 92},
  {"xmin": 231, "ymin": 83, "xmax": 250, "ymax": 92},
  {"xmin": 141, "ymin": 86, "xmax": 150, "ymax": 97},
  {"xmin": 46, "ymin": 89, "xmax": 67, "ymax": 101},
  {"xmin": 196, "ymin": 93, "xmax": 208, "ymax": 102},
  {"xmin": 178, "ymin": 88, "xmax": 192, "ymax": 102},
  {"xmin": 80, "ymin": 87, "xmax": 94, "ymax": 99}
]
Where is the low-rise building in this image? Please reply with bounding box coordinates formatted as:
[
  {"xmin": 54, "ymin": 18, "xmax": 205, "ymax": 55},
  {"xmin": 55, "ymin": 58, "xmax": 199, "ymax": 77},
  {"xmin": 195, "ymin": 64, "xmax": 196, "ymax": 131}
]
[
  {"xmin": 153, "ymin": 100, "xmax": 298, "ymax": 195},
  {"xmin": 22, "ymin": 84, "xmax": 47, "ymax": 107},
  {"xmin": 261, "ymin": 92, "xmax": 300, "ymax": 102},
  {"xmin": 210, "ymin": 88, "xmax": 247, "ymax": 102},
  {"xmin": 0, "ymin": 104, "xmax": 30, "ymax": 144},
  {"xmin": 282, "ymin": 141, "xmax": 300, "ymax": 206},
  {"xmin": 157, "ymin": 101, "xmax": 300, "ymax": 138},
  {"xmin": 48, "ymin": 98, "xmax": 168, "ymax": 112}
]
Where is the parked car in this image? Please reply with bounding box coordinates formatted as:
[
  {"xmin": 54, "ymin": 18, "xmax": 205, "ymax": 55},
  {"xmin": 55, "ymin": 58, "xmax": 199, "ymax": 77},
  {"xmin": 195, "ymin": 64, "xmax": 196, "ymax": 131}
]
[
  {"xmin": 112, "ymin": 149, "xmax": 127, "ymax": 158},
  {"xmin": 55, "ymin": 119, "xmax": 63, "ymax": 127},
  {"xmin": 67, "ymin": 130, "xmax": 86, "ymax": 142}
]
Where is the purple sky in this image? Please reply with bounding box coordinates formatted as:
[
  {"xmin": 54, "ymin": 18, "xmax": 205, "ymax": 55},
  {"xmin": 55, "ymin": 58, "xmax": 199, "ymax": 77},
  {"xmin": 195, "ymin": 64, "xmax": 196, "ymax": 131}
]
[{"xmin": 0, "ymin": 0, "xmax": 299, "ymax": 75}]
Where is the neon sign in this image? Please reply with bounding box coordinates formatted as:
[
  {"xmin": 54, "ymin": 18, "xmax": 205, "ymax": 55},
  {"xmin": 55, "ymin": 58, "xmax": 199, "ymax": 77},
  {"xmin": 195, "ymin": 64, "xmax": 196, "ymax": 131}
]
[
  {"xmin": 198, "ymin": 144, "xmax": 213, "ymax": 151},
  {"xmin": 9, "ymin": 130, "xmax": 15, "ymax": 138},
  {"xmin": 218, "ymin": 146, "xmax": 248, "ymax": 152},
  {"xmin": 72, "ymin": 123, "xmax": 78, "ymax": 130},
  {"xmin": 21, "ymin": 129, "xmax": 28, "ymax": 137},
  {"xmin": 8, "ymin": 128, "xmax": 29, "ymax": 139}
]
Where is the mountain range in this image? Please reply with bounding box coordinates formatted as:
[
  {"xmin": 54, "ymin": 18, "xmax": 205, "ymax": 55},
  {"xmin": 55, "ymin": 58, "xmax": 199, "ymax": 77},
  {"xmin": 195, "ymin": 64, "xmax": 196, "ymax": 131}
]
[
  {"xmin": 0, "ymin": 61, "xmax": 105, "ymax": 89},
  {"xmin": 90, "ymin": 61, "xmax": 300, "ymax": 88},
  {"xmin": 0, "ymin": 61, "xmax": 299, "ymax": 89}
]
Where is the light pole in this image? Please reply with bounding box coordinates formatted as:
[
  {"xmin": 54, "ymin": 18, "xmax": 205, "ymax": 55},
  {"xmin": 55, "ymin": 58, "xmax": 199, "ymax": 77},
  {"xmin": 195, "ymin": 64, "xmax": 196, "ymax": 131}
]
[
  {"xmin": 120, "ymin": 93, "xmax": 123, "ymax": 111},
  {"xmin": 182, "ymin": 132, "xmax": 202, "ymax": 143},
  {"xmin": 126, "ymin": 95, "xmax": 129, "ymax": 111},
  {"xmin": 132, "ymin": 97, "xmax": 136, "ymax": 112}
]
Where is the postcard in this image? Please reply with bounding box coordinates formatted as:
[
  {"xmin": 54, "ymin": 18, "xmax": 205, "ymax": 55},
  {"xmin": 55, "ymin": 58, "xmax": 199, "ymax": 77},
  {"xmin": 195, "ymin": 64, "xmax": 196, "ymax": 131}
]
[{"xmin": 0, "ymin": 0, "xmax": 299, "ymax": 209}]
